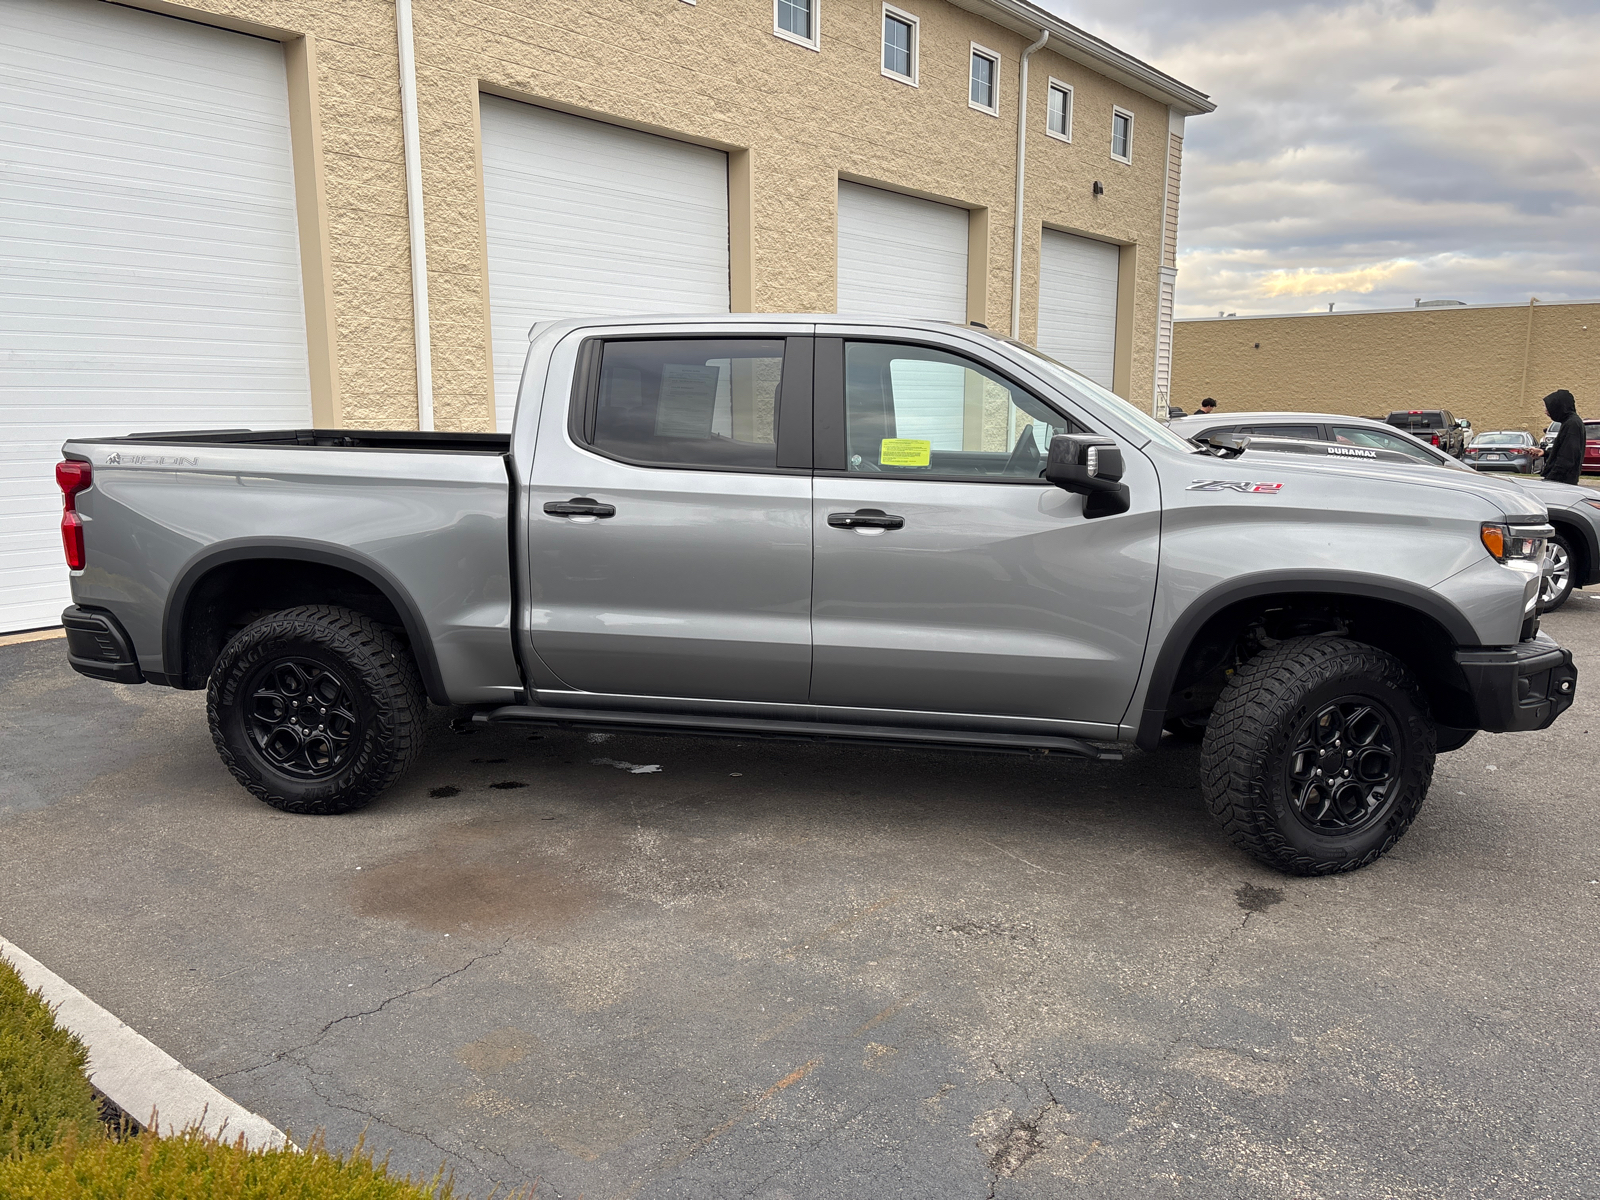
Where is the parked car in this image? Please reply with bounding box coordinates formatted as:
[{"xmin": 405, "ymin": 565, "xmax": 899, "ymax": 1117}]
[
  {"xmin": 1170, "ymin": 410, "xmax": 1600, "ymax": 610},
  {"xmin": 1464, "ymin": 431, "xmax": 1537, "ymax": 473},
  {"xmin": 1537, "ymin": 419, "xmax": 1600, "ymax": 474},
  {"xmin": 57, "ymin": 317, "xmax": 1576, "ymax": 876},
  {"xmin": 1384, "ymin": 409, "xmax": 1469, "ymax": 458}
]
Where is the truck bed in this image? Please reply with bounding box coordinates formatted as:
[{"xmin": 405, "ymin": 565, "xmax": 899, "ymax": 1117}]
[
  {"xmin": 61, "ymin": 426, "xmax": 520, "ymax": 706},
  {"xmin": 79, "ymin": 428, "xmax": 512, "ymax": 454}
]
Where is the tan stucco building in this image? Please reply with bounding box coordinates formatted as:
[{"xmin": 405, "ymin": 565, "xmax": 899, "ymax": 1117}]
[
  {"xmin": 4, "ymin": 0, "xmax": 1211, "ymax": 442},
  {"xmin": 1171, "ymin": 300, "xmax": 1600, "ymax": 434},
  {"xmin": 4, "ymin": 0, "xmax": 1212, "ymax": 630}
]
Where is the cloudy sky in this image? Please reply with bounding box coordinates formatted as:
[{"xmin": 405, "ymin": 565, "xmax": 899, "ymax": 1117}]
[{"xmin": 1044, "ymin": 0, "xmax": 1600, "ymax": 317}]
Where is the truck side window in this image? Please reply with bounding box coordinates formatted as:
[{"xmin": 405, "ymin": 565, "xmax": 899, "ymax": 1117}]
[
  {"xmin": 589, "ymin": 339, "xmax": 784, "ymax": 469},
  {"xmin": 1245, "ymin": 424, "xmax": 1322, "ymax": 441},
  {"xmin": 842, "ymin": 342, "xmax": 1077, "ymax": 479},
  {"xmin": 1329, "ymin": 425, "xmax": 1438, "ymax": 464}
]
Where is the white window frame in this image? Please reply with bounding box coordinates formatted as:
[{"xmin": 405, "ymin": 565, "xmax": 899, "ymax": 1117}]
[
  {"xmin": 968, "ymin": 42, "xmax": 1000, "ymax": 115},
  {"xmin": 881, "ymin": 4, "xmax": 919, "ymax": 86},
  {"xmin": 1111, "ymin": 105, "xmax": 1134, "ymax": 164},
  {"xmin": 773, "ymin": 0, "xmax": 819, "ymax": 51},
  {"xmin": 1045, "ymin": 78, "xmax": 1073, "ymax": 143}
]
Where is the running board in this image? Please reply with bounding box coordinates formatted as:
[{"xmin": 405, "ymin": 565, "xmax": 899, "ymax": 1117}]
[{"xmin": 472, "ymin": 705, "xmax": 1122, "ymax": 761}]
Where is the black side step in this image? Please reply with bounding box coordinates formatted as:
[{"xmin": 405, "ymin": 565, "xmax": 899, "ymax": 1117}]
[{"xmin": 472, "ymin": 705, "xmax": 1122, "ymax": 761}]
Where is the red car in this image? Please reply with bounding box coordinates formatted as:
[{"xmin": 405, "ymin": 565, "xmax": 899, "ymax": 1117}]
[{"xmin": 1539, "ymin": 419, "xmax": 1600, "ymax": 474}]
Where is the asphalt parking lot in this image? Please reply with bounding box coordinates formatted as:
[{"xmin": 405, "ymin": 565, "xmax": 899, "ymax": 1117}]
[{"xmin": 3, "ymin": 600, "xmax": 1599, "ymax": 1199}]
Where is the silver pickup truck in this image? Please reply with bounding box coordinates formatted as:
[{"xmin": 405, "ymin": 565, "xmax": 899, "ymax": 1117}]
[{"xmin": 57, "ymin": 315, "xmax": 1577, "ymax": 875}]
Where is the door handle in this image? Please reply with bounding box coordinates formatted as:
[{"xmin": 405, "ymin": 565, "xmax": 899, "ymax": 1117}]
[
  {"xmin": 828, "ymin": 508, "xmax": 905, "ymax": 531},
  {"xmin": 543, "ymin": 497, "xmax": 616, "ymax": 518}
]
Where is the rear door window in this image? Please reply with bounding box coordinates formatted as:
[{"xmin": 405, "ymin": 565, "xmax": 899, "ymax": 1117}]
[
  {"xmin": 584, "ymin": 338, "xmax": 790, "ymax": 470},
  {"xmin": 1390, "ymin": 412, "xmax": 1443, "ymax": 431}
]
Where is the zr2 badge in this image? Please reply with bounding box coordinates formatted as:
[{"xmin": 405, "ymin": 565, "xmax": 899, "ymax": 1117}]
[{"xmin": 1187, "ymin": 480, "xmax": 1284, "ymax": 494}]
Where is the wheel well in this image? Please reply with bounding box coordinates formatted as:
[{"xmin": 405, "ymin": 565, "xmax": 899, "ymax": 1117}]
[
  {"xmin": 176, "ymin": 559, "xmax": 409, "ymax": 690},
  {"xmin": 1158, "ymin": 592, "xmax": 1473, "ymax": 736},
  {"xmin": 1549, "ymin": 516, "xmax": 1592, "ymax": 587}
]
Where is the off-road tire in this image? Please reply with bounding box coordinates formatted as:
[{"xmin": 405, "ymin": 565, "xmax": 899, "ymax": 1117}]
[
  {"xmin": 1540, "ymin": 533, "xmax": 1575, "ymax": 612},
  {"xmin": 208, "ymin": 605, "xmax": 425, "ymax": 814},
  {"xmin": 1200, "ymin": 636, "xmax": 1435, "ymax": 875}
]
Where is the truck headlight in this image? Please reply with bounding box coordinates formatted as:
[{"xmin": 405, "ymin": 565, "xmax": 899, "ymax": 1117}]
[{"xmin": 1481, "ymin": 522, "xmax": 1550, "ymax": 564}]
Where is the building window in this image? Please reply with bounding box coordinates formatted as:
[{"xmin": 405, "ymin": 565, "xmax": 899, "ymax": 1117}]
[
  {"xmin": 969, "ymin": 45, "xmax": 999, "ymax": 114},
  {"xmin": 1046, "ymin": 80, "xmax": 1072, "ymax": 142},
  {"xmin": 1111, "ymin": 107, "xmax": 1133, "ymax": 162},
  {"xmin": 774, "ymin": 0, "xmax": 817, "ymax": 49},
  {"xmin": 882, "ymin": 5, "xmax": 918, "ymax": 85}
]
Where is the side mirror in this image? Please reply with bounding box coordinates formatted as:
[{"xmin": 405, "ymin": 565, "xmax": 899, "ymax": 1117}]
[{"xmin": 1045, "ymin": 434, "xmax": 1130, "ymax": 518}]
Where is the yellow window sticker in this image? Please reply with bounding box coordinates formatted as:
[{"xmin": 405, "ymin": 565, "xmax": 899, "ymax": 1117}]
[{"xmin": 879, "ymin": 438, "xmax": 932, "ymax": 467}]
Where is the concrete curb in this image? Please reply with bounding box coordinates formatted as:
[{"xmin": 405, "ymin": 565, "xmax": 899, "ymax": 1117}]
[
  {"xmin": 1, "ymin": 936, "xmax": 291, "ymax": 1150},
  {"xmin": 0, "ymin": 627, "xmax": 64, "ymax": 648}
]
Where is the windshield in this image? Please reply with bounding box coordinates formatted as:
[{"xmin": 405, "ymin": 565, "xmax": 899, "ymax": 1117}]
[
  {"xmin": 1000, "ymin": 339, "xmax": 1201, "ymax": 454},
  {"xmin": 1473, "ymin": 433, "xmax": 1530, "ymax": 446}
]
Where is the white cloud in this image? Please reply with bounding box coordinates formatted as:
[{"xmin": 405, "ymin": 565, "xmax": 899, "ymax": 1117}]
[{"xmin": 1042, "ymin": 0, "xmax": 1600, "ymax": 315}]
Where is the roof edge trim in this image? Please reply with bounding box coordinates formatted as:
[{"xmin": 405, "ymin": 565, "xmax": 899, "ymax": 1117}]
[{"xmin": 955, "ymin": 0, "xmax": 1216, "ymax": 115}]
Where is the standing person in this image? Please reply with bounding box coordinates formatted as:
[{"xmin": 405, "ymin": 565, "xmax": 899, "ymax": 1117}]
[
  {"xmin": 1530, "ymin": 389, "xmax": 1584, "ymax": 484},
  {"xmin": 1199, "ymin": 398, "xmax": 1217, "ymax": 414}
]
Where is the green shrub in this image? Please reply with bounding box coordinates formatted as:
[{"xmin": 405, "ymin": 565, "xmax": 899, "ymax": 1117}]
[
  {"xmin": 0, "ymin": 957, "xmax": 533, "ymax": 1198},
  {"xmin": 0, "ymin": 1127, "xmax": 535, "ymax": 1199},
  {"xmin": 0, "ymin": 957, "xmax": 102, "ymax": 1158}
]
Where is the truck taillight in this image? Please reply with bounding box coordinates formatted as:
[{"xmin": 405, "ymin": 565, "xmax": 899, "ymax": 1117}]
[
  {"xmin": 57, "ymin": 460, "xmax": 91, "ymax": 570},
  {"xmin": 1430, "ymin": 434, "xmax": 1440, "ymax": 446}
]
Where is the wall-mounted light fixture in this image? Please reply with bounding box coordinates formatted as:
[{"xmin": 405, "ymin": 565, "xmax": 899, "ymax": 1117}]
[{"xmin": 1092, "ymin": 180, "xmax": 1104, "ymax": 196}]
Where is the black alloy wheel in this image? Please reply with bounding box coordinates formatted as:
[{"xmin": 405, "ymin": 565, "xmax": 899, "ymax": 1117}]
[
  {"xmin": 1200, "ymin": 635, "xmax": 1435, "ymax": 874},
  {"xmin": 243, "ymin": 656, "xmax": 358, "ymax": 779},
  {"xmin": 209, "ymin": 605, "xmax": 425, "ymax": 814},
  {"xmin": 1285, "ymin": 699, "xmax": 1399, "ymax": 836}
]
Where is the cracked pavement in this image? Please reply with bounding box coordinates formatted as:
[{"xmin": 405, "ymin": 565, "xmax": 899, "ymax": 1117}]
[{"xmin": 3, "ymin": 596, "xmax": 1599, "ymax": 1197}]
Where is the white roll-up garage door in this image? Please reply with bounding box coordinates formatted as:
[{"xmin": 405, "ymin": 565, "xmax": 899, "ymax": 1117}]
[
  {"xmin": 480, "ymin": 97, "xmax": 731, "ymax": 431},
  {"xmin": 1037, "ymin": 229, "xmax": 1120, "ymax": 388},
  {"xmin": 837, "ymin": 182, "xmax": 968, "ymax": 323},
  {"xmin": 0, "ymin": 0, "xmax": 312, "ymax": 634}
]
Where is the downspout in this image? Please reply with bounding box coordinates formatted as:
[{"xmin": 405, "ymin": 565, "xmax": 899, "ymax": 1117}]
[
  {"xmin": 1153, "ymin": 115, "xmax": 1173, "ymax": 419},
  {"xmin": 396, "ymin": 0, "xmax": 434, "ymax": 431},
  {"xmin": 1517, "ymin": 295, "xmax": 1540, "ymax": 416},
  {"xmin": 1010, "ymin": 27, "xmax": 1049, "ymax": 340}
]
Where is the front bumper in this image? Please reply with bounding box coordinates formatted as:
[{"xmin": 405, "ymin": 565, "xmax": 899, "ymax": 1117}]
[{"xmin": 1456, "ymin": 633, "xmax": 1576, "ymax": 733}]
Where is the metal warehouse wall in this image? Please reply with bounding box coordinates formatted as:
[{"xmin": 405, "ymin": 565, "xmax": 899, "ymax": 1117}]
[{"xmin": 1171, "ymin": 301, "xmax": 1599, "ymax": 433}]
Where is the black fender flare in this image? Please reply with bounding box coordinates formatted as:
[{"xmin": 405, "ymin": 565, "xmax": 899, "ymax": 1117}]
[
  {"xmin": 162, "ymin": 538, "xmax": 450, "ymax": 704},
  {"xmin": 1133, "ymin": 570, "xmax": 1479, "ymax": 750}
]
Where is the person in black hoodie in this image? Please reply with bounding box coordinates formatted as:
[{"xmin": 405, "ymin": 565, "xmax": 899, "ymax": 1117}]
[{"xmin": 1530, "ymin": 389, "xmax": 1585, "ymax": 485}]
